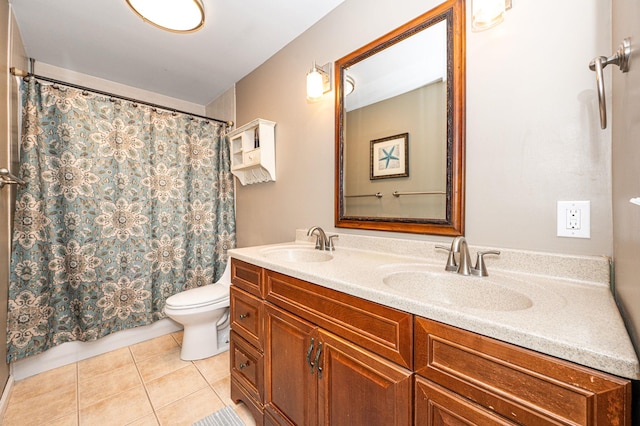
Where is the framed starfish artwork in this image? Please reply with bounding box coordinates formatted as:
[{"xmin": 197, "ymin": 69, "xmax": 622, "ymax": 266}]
[{"xmin": 370, "ymin": 133, "xmax": 409, "ymax": 180}]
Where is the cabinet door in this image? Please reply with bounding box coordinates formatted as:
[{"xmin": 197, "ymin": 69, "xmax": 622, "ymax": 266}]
[
  {"xmin": 415, "ymin": 376, "xmax": 515, "ymax": 426},
  {"xmin": 264, "ymin": 303, "xmax": 318, "ymax": 426},
  {"xmin": 317, "ymin": 330, "xmax": 413, "ymax": 426}
]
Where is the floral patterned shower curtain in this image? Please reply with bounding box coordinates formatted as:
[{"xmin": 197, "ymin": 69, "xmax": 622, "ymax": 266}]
[{"xmin": 7, "ymin": 79, "xmax": 236, "ymax": 362}]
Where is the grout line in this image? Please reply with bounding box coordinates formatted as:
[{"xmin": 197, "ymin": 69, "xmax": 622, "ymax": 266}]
[
  {"xmin": 76, "ymin": 361, "xmax": 80, "ymax": 425},
  {"xmin": 170, "ymin": 331, "xmax": 183, "ymax": 347},
  {"xmin": 130, "ymin": 346, "xmax": 161, "ymax": 425},
  {"xmin": 192, "ymin": 353, "xmax": 231, "ymax": 404}
]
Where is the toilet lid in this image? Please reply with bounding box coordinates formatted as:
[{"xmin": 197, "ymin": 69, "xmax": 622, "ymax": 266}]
[{"xmin": 166, "ymin": 284, "xmax": 229, "ymax": 310}]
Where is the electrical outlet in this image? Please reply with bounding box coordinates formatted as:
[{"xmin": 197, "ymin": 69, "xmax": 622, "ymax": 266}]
[
  {"xmin": 557, "ymin": 201, "xmax": 590, "ymax": 238},
  {"xmin": 567, "ymin": 208, "xmax": 581, "ymax": 229}
]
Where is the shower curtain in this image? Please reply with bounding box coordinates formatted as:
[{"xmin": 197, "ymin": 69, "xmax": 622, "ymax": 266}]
[{"xmin": 7, "ymin": 79, "xmax": 236, "ymax": 362}]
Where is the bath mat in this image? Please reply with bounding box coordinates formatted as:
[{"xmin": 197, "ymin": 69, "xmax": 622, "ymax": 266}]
[{"xmin": 192, "ymin": 405, "xmax": 245, "ymax": 426}]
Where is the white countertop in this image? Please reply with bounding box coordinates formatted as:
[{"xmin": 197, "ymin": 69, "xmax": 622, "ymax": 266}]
[{"xmin": 229, "ymin": 231, "xmax": 640, "ymax": 380}]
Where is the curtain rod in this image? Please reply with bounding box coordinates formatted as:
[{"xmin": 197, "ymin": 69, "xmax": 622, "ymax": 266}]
[{"xmin": 10, "ymin": 66, "xmax": 234, "ymax": 128}]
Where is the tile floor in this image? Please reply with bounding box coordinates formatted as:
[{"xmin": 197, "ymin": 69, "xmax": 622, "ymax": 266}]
[{"xmin": 1, "ymin": 332, "xmax": 256, "ymax": 426}]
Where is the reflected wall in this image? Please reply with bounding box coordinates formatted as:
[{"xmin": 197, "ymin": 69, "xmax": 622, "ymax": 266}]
[{"xmin": 344, "ymin": 81, "xmax": 446, "ymax": 219}]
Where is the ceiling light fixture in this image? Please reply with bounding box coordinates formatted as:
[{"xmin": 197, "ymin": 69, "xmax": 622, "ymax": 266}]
[
  {"xmin": 306, "ymin": 62, "xmax": 332, "ymax": 102},
  {"xmin": 126, "ymin": 0, "xmax": 205, "ymax": 33},
  {"xmin": 344, "ymin": 75, "xmax": 355, "ymax": 96},
  {"xmin": 471, "ymin": 0, "xmax": 512, "ymax": 32}
]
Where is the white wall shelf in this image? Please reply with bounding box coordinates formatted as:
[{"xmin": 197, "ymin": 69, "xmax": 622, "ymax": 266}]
[{"xmin": 228, "ymin": 118, "xmax": 276, "ymax": 185}]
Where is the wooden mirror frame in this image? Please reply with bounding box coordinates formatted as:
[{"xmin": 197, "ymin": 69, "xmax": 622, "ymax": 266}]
[{"xmin": 335, "ymin": 0, "xmax": 465, "ymax": 236}]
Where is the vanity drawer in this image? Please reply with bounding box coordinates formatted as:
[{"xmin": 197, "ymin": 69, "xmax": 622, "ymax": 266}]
[
  {"xmin": 264, "ymin": 269, "xmax": 413, "ymax": 369},
  {"xmin": 231, "ymin": 258, "xmax": 263, "ymax": 297},
  {"xmin": 230, "ymin": 330, "xmax": 264, "ymax": 401},
  {"xmin": 415, "ymin": 376, "xmax": 515, "ymax": 425},
  {"xmin": 231, "ymin": 286, "xmax": 262, "ymax": 349},
  {"xmin": 414, "ymin": 316, "xmax": 631, "ymax": 426}
]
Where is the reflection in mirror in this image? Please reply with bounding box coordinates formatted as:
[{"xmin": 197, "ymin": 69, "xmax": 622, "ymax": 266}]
[
  {"xmin": 344, "ymin": 20, "xmax": 447, "ymax": 220},
  {"xmin": 335, "ymin": 0, "xmax": 465, "ymax": 236}
]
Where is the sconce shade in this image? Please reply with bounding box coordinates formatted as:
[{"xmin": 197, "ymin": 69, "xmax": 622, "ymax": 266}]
[
  {"xmin": 306, "ymin": 62, "xmax": 332, "ymax": 101},
  {"xmin": 472, "ymin": 0, "xmax": 508, "ymax": 31},
  {"xmin": 126, "ymin": 0, "xmax": 205, "ymax": 33},
  {"xmin": 307, "ymin": 68, "xmax": 324, "ymax": 101}
]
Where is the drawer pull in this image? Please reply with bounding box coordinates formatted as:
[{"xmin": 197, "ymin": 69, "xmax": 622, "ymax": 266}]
[
  {"xmin": 306, "ymin": 338, "xmax": 315, "ymax": 373},
  {"xmin": 239, "ymin": 313, "xmax": 249, "ymax": 320},
  {"xmin": 314, "ymin": 342, "xmax": 323, "ymax": 379},
  {"xmin": 239, "ymin": 361, "xmax": 250, "ymax": 370}
]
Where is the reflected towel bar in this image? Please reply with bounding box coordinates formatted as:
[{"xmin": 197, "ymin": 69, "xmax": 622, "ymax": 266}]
[
  {"xmin": 0, "ymin": 168, "xmax": 25, "ymax": 189},
  {"xmin": 392, "ymin": 191, "xmax": 445, "ymax": 197},
  {"xmin": 345, "ymin": 192, "xmax": 383, "ymax": 198}
]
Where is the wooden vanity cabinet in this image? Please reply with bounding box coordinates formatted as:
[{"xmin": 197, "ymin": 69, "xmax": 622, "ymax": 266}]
[
  {"xmin": 230, "ymin": 258, "xmax": 632, "ymax": 426},
  {"xmin": 230, "ymin": 259, "xmax": 266, "ymax": 425},
  {"xmin": 414, "ymin": 316, "xmax": 632, "ymax": 426},
  {"xmin": 230, "ymin": 259, "xmax": 413, "ymax": 426}
]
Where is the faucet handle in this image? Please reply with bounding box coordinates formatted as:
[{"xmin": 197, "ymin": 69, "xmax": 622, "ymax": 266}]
[
  {"xmin": 327, "ymin": 235, "xmax": 339, "ymax": 251},
  {"xmin": 436, "ymin": 245, "xmax": 458, "ymax": 272},
  {"xmin": 471, "ymin": 250, "xmax": 501, "ymax": 277}
]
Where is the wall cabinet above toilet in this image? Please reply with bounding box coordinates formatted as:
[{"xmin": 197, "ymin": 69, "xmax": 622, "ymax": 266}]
[{"xmin": 228, "ymin": 118, "xmax": 276, "ymax": 185}]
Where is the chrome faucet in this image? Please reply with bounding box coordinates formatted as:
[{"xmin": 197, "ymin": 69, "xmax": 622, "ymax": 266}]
[
  {"xmin": 307, "ymin": 226, "xmax": 329, "ymax": 251},
  {"xmin": 437, "ymin": 237, "xmax": 500, "ymax": 277},
  {"xmin": 450, "ymin": 236, "xmax": 472, "ymax": 276}
]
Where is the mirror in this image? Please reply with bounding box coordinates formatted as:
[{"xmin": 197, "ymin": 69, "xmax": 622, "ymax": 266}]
[{"xmin": 335, "ymin": 0, "xmax": 465, "ymax": 236}]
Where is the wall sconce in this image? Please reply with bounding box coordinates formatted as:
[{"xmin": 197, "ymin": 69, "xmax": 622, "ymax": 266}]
[
  {"xmin": 471, "ymin": 0, "xmax": 512, "ymax": 31},
  {"xmin": 306, "ymin": 62, "xmax": 332, "ymax": 101},
  {"xmin": 126, "ymin": 0, "xmax": 205, "ymax": 33}
]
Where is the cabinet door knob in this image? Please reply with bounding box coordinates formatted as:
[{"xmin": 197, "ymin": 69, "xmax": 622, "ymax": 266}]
[
  {"xmin": 239, "ymin": 313, "xmax": 249, "ymax": 320},
  {"xmin": 239, "ymin": 361, "xmax": 250, "ymax": 370}
]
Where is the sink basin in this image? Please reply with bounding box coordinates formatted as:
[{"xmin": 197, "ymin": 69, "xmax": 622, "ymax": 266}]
[
  {"xmin": 380, "ymin": 264, "xmax": 533, "ymax": 311},
  {"xmin": 261, "ymin": 246, "xmax": 333, "ymax": 263}
]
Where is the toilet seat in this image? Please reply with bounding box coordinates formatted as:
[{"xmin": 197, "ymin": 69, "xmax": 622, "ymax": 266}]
[{"xmin": 165, "ymin": 284, "xmax": 229, "ymax": 310}]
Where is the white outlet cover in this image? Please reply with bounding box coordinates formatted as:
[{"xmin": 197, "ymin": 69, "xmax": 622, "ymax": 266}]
[{"xmin": 557, "ymin": 201, "xmax": 591, "ymax": 238}]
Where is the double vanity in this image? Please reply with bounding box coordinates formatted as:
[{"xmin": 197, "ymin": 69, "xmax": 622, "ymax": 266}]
[
  {"xmin": 228, "ymin": 230, "xmax": 638, "ymax": 425},
  {"xmin": 225, "ymin": 0, "xmax": 638, "ymax": 422}
]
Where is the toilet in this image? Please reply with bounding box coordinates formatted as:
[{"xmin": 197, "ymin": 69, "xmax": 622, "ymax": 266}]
[{"xmin": 164, "ymin": 262, "xmax": 231, "ymax": 361}]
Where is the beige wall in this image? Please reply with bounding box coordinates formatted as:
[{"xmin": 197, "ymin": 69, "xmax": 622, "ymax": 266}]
[
  {"xmin": 234, "ymin": 0, "xmax": 612, "ymax": 256},
  {"xmin": 345, "ymin": 82, "xmax": 446, "ymax": 219},
  {"xmin": 32, "ymin": 63, "xmax": 206, "ymax": 116}
]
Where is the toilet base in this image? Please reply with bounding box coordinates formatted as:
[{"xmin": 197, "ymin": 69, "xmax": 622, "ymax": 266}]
[{"xmin": 180, "ymin": 322, "xmax": 230, "ymax": 361}]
